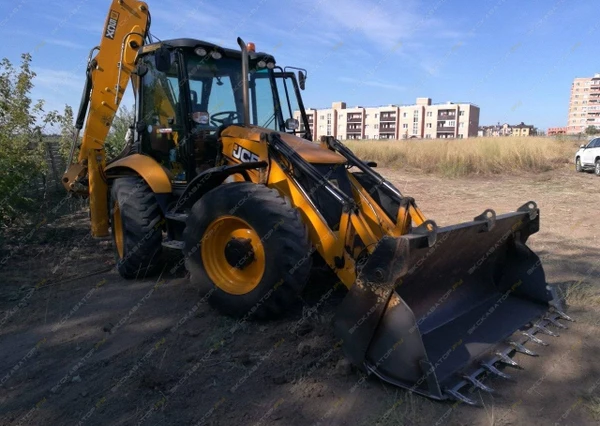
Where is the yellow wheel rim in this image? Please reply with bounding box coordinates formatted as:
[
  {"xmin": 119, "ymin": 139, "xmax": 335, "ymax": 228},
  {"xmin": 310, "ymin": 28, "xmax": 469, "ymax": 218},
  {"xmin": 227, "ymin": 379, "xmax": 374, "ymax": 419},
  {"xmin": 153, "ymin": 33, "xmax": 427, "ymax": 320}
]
[
  {"xmin": 113, "ymin": 201, "xmax": 124, "ymax": 259},
  {"xmin": 201, "ymin": 216, "xmax": 265, "ymax": 295}
]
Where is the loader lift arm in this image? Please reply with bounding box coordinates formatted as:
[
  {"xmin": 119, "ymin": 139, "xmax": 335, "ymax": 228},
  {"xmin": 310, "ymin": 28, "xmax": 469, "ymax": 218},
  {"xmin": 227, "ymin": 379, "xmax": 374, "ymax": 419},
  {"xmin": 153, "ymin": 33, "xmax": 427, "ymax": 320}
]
[{"xmin": 62, "ymin": 0, "xmax": 151, "ymax": 237}]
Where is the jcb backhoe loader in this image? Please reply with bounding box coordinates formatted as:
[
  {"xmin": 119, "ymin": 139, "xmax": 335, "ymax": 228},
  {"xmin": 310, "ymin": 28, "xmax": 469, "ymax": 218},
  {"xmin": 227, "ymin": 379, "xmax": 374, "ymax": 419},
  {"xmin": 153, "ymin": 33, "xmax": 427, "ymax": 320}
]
[{"xmin": 62, "ymin": 0, "xmax": 572, "ymax": 405}]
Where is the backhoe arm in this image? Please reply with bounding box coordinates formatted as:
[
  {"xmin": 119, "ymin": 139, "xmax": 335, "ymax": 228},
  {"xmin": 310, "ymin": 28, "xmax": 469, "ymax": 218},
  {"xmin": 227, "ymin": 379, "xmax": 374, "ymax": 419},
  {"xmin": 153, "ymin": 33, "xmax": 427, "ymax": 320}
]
[{"xmin": 62, "ymin": 0, "xmax": 150, "ymax": 237}]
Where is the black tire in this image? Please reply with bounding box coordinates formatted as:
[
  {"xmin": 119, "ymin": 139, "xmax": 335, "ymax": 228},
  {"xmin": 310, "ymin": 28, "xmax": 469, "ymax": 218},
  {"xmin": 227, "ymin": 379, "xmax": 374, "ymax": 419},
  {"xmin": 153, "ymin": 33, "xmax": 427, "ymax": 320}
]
[
  {"xmin": 184, "ymin": 182, "xmax": 312, "ymax": 319},
  {"xmin": 596, "ymin": 159, "xmax": 600, "ymax": 177},
  {"xmin": 110, "ymin": 177, "xmax": 163, "ymax": 279},
  {"xmin": 576, "ymin": 157, "xmax": 583, "ymax": 172}
]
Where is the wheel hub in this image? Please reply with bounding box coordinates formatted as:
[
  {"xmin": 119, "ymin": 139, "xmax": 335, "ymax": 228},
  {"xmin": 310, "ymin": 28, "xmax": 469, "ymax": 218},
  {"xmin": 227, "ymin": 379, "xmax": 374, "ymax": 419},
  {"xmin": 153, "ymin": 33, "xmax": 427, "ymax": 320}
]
[
  {"xmin": 201, "ymin": 215, "xmax": 266, "ymax": 295},
  {"xmin": 224, "ymin": 238, "xmax": 255, "ymax": 269}
]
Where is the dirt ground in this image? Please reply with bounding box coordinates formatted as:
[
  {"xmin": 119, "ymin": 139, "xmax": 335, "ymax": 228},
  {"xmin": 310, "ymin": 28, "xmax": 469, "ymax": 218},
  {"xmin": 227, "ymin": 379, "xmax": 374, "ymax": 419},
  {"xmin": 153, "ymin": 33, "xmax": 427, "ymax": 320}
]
[{"xmin": 1, "ymin": 167, "xmax": 599, "ymax": 426}]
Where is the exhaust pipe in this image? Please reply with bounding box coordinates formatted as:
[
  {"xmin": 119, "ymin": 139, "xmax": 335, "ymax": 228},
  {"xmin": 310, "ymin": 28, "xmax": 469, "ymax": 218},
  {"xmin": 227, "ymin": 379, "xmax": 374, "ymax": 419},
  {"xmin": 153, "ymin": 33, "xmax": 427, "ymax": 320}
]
[{"xmin": 237, "ymin": 37, "xmax": 250, "ymax": 125}]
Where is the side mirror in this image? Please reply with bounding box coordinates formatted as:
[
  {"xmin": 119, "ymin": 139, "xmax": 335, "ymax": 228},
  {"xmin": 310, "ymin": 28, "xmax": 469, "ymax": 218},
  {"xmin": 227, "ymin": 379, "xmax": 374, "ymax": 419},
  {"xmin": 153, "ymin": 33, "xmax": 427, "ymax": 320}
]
[
  {"xmin": 580, "ymin": 144, "xmax": 586, "ymax": 148},
  {"xmin": 285, "ymin": 118, "xmax": 299, "ymax": 131},
  {"xmin": 298, "ymin": 71, "xmax": 306, "ymax": 90},
  {"xmin": 155, "ymin": 46, "xmax": 171, "ymax": 72}
]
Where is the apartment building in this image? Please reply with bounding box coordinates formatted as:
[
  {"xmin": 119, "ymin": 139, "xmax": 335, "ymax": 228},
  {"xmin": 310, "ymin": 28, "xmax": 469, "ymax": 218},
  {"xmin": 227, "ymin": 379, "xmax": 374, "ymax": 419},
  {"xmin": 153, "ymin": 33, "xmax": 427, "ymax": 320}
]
[
  {"xmin": 567, "ymin": 74, "xmax": 600, "ymax": 134},
  {"xmin": 297, "ymin": 98, "xmax": 480, "ymax": 141}
]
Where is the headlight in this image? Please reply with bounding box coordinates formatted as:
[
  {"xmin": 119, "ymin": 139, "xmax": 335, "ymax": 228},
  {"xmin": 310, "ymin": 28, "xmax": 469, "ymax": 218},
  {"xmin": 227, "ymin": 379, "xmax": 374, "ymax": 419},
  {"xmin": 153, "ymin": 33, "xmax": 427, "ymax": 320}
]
[
  {"xmin": 194, "ymin": 47, "xmax": 207, "ymax": 56},
  {"xmin": 211, "ymin": 51, "xmax": 222, "ymax": 59}
]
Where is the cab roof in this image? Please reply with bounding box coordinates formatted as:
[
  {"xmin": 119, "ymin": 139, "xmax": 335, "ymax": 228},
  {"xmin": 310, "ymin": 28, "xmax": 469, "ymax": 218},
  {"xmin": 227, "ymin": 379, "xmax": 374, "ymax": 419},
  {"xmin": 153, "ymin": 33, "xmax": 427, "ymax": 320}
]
[{"xmin": 138, "ymin": 38, "xmax": 276, "ymax": 64}]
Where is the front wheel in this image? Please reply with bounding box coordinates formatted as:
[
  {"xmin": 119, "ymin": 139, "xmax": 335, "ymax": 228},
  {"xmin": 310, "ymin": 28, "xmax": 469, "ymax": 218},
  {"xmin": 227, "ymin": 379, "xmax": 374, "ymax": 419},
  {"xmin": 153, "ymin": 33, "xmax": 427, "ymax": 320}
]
[
  {"xmin": 576, "ymin": 157, "xmax": 583, "ymax": 172},
  {"xmin": 184, "ymin": 183, "xmax": 312, "ymax": 319},
  {"xmin": 110, "ymin": 177, "xmax": 164, "ymax": 279},
  {"xmin": 596, "ymin": 159, "xmax": 600, "ymax": 176}
]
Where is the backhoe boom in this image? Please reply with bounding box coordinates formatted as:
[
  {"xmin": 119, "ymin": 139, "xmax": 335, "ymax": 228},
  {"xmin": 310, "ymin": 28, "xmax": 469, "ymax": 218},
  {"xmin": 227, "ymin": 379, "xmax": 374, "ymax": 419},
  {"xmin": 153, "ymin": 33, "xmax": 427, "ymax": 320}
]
[{"xmin": 62, "ymin": 0, "xmax": 150, "ymax": 237}]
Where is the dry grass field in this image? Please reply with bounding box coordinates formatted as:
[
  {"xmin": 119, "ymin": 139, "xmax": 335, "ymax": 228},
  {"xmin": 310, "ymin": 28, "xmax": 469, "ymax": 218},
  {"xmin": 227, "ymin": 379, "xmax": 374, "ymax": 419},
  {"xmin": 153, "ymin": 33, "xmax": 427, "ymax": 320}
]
[{"xmin": 345, "ymin": 136, "xmax": 579, "ymax": 177}]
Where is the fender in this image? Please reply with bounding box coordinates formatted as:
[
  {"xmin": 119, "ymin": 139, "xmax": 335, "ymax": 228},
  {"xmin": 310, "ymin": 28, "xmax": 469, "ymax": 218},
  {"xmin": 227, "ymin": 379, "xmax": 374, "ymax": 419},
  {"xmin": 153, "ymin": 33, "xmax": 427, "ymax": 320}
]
[
  {"xmin": 105, "ymin": 154, "xmax": 172, "ymax": 193},
  {"xmin": 172, "ymin": 161, "xmax": 268, "ymax": 212}
]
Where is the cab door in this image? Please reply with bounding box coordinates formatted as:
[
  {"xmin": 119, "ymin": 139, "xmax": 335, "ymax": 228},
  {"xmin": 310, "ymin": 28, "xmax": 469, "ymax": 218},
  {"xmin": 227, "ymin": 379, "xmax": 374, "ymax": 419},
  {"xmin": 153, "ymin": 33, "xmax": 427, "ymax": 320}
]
[
  {"xmin": 582, "ymin": 138, "xmax": 598, "ymax": 166},
  {"xmin": 272, "ymin": 70, "xmax": 311, "ymax": 140}
]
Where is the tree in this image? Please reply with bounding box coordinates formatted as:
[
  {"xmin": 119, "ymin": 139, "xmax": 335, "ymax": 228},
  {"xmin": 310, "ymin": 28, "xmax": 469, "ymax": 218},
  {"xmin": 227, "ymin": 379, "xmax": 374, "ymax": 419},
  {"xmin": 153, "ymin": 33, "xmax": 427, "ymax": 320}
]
[
  {"xmin": 0, "ymin": 54, "xmax": 61, "ymax": 226},
  {"xmin": 105, "ymin": 105, "xmax": 135, "ymax": 160},
  {"xmin": 56, "ymin": 104, "xmax": 75, "ymax": 161},
  {"xmin": 56, "ymin": 103, "xmax": 134, "ymax": 164},
  {"xmin": 585, "ymin": 125, "xmax": 599, "ymax": 136}
]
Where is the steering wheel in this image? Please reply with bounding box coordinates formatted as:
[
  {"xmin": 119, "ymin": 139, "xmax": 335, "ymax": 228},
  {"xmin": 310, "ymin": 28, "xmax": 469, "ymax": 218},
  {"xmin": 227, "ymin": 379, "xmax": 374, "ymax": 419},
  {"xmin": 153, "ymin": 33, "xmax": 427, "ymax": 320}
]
[{"xmin": 210, "ymin": 111, "xmax": 240, "ymax": 126}]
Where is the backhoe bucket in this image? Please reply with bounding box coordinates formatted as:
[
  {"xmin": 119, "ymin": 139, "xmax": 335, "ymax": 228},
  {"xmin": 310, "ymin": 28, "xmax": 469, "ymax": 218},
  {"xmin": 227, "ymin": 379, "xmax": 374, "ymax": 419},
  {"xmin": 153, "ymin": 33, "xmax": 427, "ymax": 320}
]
[{"xmin": 335, "ymin": 202, "xmax": 569, "ymax": 404}]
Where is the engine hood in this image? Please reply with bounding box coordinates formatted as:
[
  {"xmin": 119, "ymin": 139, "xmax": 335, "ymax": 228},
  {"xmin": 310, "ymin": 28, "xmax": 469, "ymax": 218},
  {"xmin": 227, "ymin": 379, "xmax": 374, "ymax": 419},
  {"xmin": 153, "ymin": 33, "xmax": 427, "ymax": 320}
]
[{"xmin": 221, "ymin": 125, "xmax": 346, "ymax": 164}]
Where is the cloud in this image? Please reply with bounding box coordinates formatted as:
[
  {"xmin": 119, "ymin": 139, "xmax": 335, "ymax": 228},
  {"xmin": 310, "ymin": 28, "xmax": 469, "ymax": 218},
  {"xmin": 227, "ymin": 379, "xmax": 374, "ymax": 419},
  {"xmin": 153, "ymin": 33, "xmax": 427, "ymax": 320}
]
[
  {"xmin": 339, "ymin": 76, "xmax": 406, "ymax": 91},
  {"xmin": 150, "ymin": 2, "xmax": 227, "ymax": 42},
  {"xmin": 32, "ymin": 68, "xmax": 83, "ymax": 93},
  {"xmin": 44, "ymin": 39, "xmax": 86, "ymax": 49},
  {"xmin": 308, "ymin": 0, "xmax": 454, "ymax": 50}
]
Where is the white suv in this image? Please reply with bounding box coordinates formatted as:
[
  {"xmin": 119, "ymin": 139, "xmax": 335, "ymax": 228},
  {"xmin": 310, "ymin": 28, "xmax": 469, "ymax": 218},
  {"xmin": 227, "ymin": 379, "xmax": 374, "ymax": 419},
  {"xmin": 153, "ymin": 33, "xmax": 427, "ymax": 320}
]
[{"xmin": 575, "ymin": 138, "xmax": 600, "ymax": 176}]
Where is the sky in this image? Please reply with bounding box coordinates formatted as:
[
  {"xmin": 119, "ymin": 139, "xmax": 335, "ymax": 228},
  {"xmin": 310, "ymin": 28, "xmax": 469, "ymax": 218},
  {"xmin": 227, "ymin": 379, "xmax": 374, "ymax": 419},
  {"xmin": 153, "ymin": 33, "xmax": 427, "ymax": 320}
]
[{"xmin": 0, "ymin": 0, "xmax": 598, "ymax": 131}]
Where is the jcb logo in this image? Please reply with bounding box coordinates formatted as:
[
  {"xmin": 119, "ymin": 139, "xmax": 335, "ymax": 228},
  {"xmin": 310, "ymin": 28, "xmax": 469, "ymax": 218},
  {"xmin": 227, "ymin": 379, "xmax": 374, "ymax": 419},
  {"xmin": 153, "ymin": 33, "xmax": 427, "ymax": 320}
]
[
  {"xmin": 232, "ymin": 144, "xmax": 260, "ymax": 163},
  {"xmin": 104, "ymin": 10, "xmax": 120, "ymax": 39}
]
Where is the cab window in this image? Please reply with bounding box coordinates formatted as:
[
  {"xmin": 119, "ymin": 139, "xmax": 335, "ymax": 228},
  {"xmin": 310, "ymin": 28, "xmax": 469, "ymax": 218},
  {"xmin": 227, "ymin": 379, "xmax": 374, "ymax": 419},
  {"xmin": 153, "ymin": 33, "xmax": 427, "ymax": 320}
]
[
  {"xmin": 139, "ymin": 52, "xmax": 185, "ymax": 171},
  {"xmin": 250, "ymin": 69, "xmax": 278, "ymax": 130}
]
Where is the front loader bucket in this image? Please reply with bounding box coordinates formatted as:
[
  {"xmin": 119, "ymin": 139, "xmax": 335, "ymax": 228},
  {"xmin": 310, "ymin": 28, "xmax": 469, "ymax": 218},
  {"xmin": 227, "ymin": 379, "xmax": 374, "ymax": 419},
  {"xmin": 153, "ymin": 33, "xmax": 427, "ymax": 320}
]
[{"xmin": 334, "ymin": 202, "xmax": 571, "ymax": 404}]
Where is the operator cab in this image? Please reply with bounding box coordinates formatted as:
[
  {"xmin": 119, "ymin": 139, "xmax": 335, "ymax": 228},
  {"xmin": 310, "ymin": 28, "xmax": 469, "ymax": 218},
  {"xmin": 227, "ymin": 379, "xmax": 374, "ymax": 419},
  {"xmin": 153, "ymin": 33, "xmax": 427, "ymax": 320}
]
[{"xmin": 134, "ymin": 38, "xmax": 310, "ymax": 183}]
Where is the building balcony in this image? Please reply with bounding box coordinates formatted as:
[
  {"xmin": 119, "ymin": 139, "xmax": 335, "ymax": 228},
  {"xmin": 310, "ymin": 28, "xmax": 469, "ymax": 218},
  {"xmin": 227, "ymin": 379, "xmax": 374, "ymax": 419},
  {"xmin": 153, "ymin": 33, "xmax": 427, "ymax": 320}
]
[
  {"xmin": 437, "ymin": 110, "xmax": 456, "ymax": 119},
  {"xmin": 437, "ymin": 127, "xmax": 455, "ymax": 132},
  {"xmin": 347, "ymin": 117, "xmax": 362, "ymax": 122},
  {"xmin": 346, "ymin": 128, "xmax": 362, "ymax": 133}
]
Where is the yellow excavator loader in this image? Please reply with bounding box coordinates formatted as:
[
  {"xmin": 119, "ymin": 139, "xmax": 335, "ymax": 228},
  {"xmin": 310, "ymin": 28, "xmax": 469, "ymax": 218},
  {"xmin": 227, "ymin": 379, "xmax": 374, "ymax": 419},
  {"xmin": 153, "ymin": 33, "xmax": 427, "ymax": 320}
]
[{"xmin": 63, "ymin": 0, "xmax": 573, "ymax": 405}]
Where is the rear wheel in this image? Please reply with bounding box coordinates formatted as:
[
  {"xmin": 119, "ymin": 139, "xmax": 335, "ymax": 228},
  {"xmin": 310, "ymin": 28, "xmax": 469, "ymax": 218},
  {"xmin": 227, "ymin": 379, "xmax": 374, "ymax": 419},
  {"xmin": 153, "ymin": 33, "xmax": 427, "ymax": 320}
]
[
  {"xmin": 184, "ymin": 182, "xmax": 312, "ymax": 318},
  {"xmin": 110, "ymin": 177, "xmax": 163, "ymax": 279},
  {"xmin": 576, "ymin": 157, "xmax": 583, "ymax": 172}
]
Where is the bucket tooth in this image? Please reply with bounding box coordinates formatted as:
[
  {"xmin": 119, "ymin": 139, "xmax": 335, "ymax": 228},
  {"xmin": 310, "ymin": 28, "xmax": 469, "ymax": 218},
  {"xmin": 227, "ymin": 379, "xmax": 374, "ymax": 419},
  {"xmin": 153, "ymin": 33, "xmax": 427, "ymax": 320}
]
[
  {"xmin": 482, "ymin": 363, "xmax": 512, "ymax": 380},
  {"xmin": 496, "ymin": 352, "xmax": 521, "ymax": 368},
  {"xmin": 544, "ymin": 315, "xmax": 568, "ymax": 329},
  {"xmin": 508, "ymin": 341, "xmax": 538, "ymax": 357},
  {"xmin": 463, "ymin": 375, "xmax": 494, "ymax": 392},
  {"xmin": 553, "ymin": 309, "xmax": 575, "ymax": 322},
  {"xmin": 445, "ymin": 388, "xmax": 480, "ymax": 406},
  {"xmin": 522, "ymin": 331, "xmax": 548, "ymax": 346},
  {"xmin": 533, "ymin": 323, "xmax": 559, "ymax": 337}
]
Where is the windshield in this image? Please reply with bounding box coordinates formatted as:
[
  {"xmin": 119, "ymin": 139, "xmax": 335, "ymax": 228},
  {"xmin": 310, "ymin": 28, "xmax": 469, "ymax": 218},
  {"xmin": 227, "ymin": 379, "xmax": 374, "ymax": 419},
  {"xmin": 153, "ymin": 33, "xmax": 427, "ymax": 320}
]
[
  {"xmin": 186, "ymin": 55, "xmax": 244, "ymax": 128},
  {"xmin": 185, "ymin": 52, "xmax": 309, "ymax": 135}
]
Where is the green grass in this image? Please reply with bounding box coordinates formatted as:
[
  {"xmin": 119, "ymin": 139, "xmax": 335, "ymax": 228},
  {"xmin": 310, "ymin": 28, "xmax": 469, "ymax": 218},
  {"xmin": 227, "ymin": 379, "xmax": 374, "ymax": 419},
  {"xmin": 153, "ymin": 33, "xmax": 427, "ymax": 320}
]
[{"xmin": 344, "ymin": 137, "xmax": 578, "ymax": 177}]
